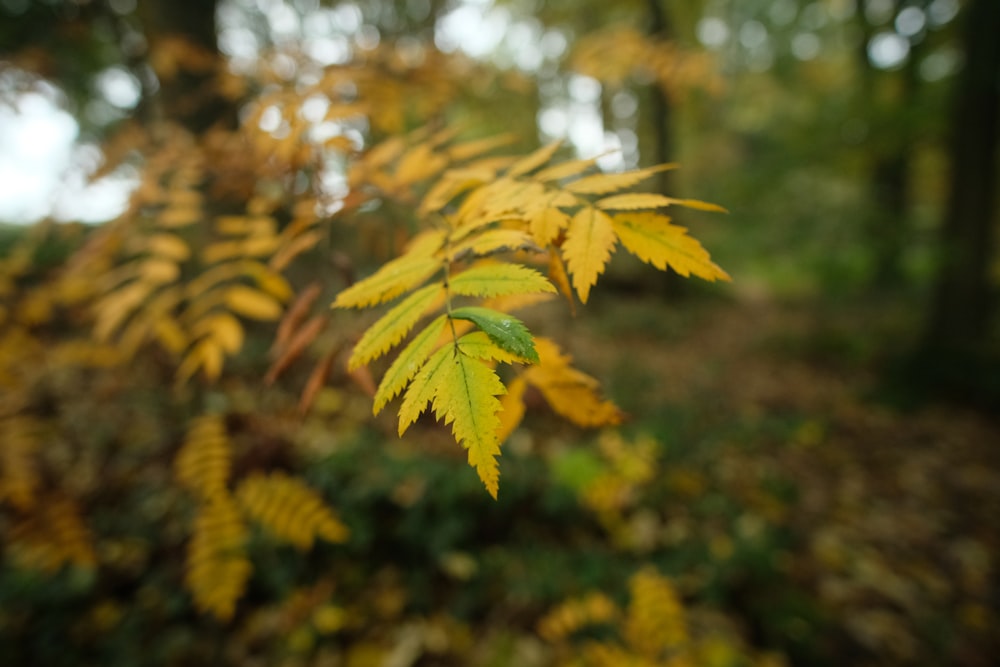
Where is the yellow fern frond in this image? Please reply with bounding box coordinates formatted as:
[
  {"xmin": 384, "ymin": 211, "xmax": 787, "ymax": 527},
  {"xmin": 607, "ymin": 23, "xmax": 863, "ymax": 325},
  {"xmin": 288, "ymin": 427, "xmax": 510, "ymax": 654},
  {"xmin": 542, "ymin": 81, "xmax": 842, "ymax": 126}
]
[
  {"xmin": 0, "ymin": 415, "xmax": 41, "ymax": 509},
  {"xmin": 537, "ymin": 591, "xmax": 619, "ymax": 641},
  {"xmin": 235, "ymin": 471, "xmax": 349, "ymax": 549},
  {"xmin": 185, "ymin": 493, "xmax": 251, "ymax": 620},
  {"xmin": 623, "ymin": 567, "xmax": 688, "ymax": 658},
  {"xmin": 175, "ymin": 414, "xmax": 231, "ymax": 501},
  {"xmin": 8, "ymin": 498, "xmax": 97, "ymax": 572}
]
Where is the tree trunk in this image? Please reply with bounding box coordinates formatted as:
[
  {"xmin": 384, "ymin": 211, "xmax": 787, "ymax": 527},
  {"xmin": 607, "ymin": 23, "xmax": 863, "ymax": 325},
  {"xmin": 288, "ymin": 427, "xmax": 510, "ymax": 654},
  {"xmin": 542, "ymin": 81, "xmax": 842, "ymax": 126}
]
[
  {"xmin": 136, "ymin": 0, "xmax": 231, "ymax": 132},
  {"xmin": 644, "ymin": 0, "xmax": 686, "ymax": 298},
  {"xmin": 922, "ymin": 0, "xmax": 1000, "ymax": 353},
  {"xmin": 856, "ymin": 0, "xmax": 917, "ymax": 289}
]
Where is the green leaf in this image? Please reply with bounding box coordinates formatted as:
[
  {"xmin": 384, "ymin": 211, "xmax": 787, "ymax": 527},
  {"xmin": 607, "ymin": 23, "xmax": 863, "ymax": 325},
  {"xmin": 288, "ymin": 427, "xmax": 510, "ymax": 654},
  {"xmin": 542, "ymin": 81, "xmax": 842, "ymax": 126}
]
[
  {"xmin": 449, "ymin": 306, "xmax": 539, "ymax": 363},
  {"xmin": 453, "ymin": 331, "xmax": 529, "ymax": 365}
]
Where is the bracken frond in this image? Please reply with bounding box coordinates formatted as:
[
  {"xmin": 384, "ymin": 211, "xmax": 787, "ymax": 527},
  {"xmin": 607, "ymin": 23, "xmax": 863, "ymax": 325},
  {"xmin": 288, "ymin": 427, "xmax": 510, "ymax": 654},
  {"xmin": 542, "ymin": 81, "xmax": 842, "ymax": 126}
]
[
  {"xmin": 184, "ymin": 493, "xmax": 251, "ymax": 621},
  {"xmin": 175, "ymin": 414, "xmax": 231, "ymax": 501},
  {"xmin": 235, "ymin": 471, "xmax": 349, "ymax": 550}
]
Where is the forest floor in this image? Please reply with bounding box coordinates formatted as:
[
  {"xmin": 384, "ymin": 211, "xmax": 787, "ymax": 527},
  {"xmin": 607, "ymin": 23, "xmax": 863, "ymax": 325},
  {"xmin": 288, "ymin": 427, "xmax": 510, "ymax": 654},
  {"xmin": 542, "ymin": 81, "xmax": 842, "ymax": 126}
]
[{"xmin": 546, "ymin": 287, "xmax": 1000, "ymax": 666}]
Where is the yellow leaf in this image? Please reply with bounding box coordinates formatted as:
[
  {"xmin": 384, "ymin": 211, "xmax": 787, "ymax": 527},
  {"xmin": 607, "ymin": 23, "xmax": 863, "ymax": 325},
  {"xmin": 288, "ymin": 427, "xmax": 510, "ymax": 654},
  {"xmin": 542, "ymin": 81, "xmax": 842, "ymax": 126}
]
[
  {"xmin": 270, "ymin": 229, "xmax": 323, "ymax": 271},
  {"xmin": 159, "ymin": 205, "xmax": 201, "ymax": 227},
  {"xmin": 526, "ymin": 206, "xmax": 571, "ymax": 246},
  {"xmin": 348, "ymin": 282, "xmax": 445, "ymax": 370},
  {"xmin": 564, "ymin": 163, "xmax": 677, "ymax": 195},
  {"xmin": 243, "ymin": 263, "xmax": 292, "ymax": 301},
  {"xmin": 147, "ymin": 233, "xmax": 191, "ymax": 261},
  {"xmin": 429, "ymin": 340, "xmax": 506, "ymax": 499},
  {"xmin": 215, "ymin": 215, "xmax": 275, "ymax": 236},
  {"xmin": 447, "ymin": 229, "xmax": 537, "ymax": 261},
  {"xmin": 185, "ymin": 262, "xmax": 244, "ymax": 299},
  {"xmin": 612, "ymin": 212, "xmax": 730, "ymax": 282},
  {"xmin": 506, "ymin": 140, "xmax": 563, "ymax": 178},
  {"xmin": 419, "ymin": 167, "xmax": 493, "ymax": 215},
  {"xmin": 202, "ymin": 240, "xmax": 243, "ymax": 264},
  {"xmin": 139, "ymin": 258, "xmax": 180, "ymax": 284},
  {"xmin": 534, "ymin": 156, "xmax": 600, "ymax": 182},
  {"xmin": 176, "ymin": 337, "xmax": 225, "ymax": 383},
  {"xmin": 224, "ymin": 285, "xmax": 284, "ymax": 320},
  {"xmin": 153, "ymin": 316, "xmax": 189, "ymax": 355},
  {"xmin": 562, "ymin": 206, "xmax": 618, "ymax": 304},
  {"xmin": 193, "ymin": 312, "xmax": 244, "ymax": 354},
  {"xmin": 547, "ymin": 248, "xmax": 576, "ymax": 312},
  {"xmin": 397, "ymin": 342, "xmax": 454, "ymax": 435},
  {"xmin": 373, "ymin": 314, "xmax": 447, "ymax": 415},
  {"xmin": 524, "ymin": 338, "xmax": 623, "ymax": 427},
  {"xmin": 94, "ymin": 282, "xmax": 150, "ymax": 342},
  {"xmin": 449, "ymin": 263, "xmax": 556, "ymax": 298},
  {"xmin": 480, "ymin": 179, "xmax": 547, "ymax": 219},
  {"xmin": 332, "ymin": 231, "xmax": 445, "ymax": 309},
  {"xmin": 446, "ymin": 132, "xmax": 518, "ymax": 162},
  {"xmin": 596, "ymin": 193, "xmax": 674, "ymax": 210},
  {"xmin": 395, "ymin": 142, "xmax": 448, "ymax": 185},
  {"xmin": 659, "ymin": 197, "xmax": 728, "ymax": 213},
  {"xmin": 362, "ymin": 135, "xmax": 406, "ymax": 170},
  {"xmin": 496, "ymin": 374, "xmax": 527, "ymax": 443},
  {"xmin": 241, "ymin": 235, "xmax": 281, "ymax": 257},
  {"xmin": 333, "ymin": 255, "xmax": 442, "ymax": 310}
]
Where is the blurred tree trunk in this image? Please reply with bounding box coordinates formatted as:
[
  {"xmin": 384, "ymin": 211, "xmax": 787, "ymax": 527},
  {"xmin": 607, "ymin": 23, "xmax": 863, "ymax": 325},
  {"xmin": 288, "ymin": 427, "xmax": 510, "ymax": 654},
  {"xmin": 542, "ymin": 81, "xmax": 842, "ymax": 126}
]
[
  {"xmin": 921, "ymin": 0, "xmax": 1000, "ymax": 354},
  {"xmin": 645, "ymin": 0, "xmax": 673, "ymax": 195},
  {"xmin": 855, "ymin": 0, "xmax": 917, "ymax": 289},
  {"xmin": 645, "ymin": 0, "xmax": 685, "ymax": 297},
  {"xmin": 137, "ymin": 0, "xmax": 232, "ymax": 132}
]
